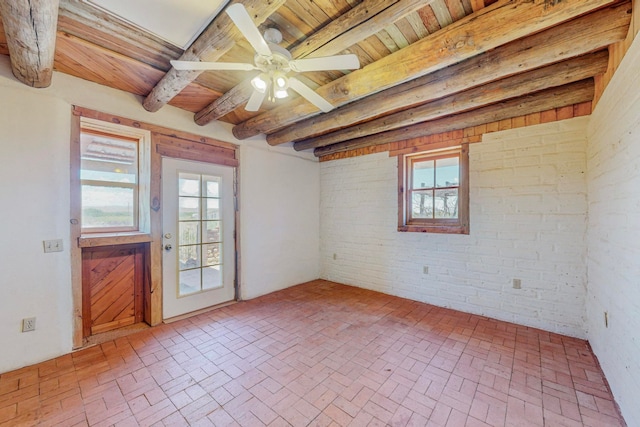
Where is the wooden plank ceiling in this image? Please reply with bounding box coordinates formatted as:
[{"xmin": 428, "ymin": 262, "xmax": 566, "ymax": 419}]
[{"xmin": 0, "ymin": 0, "xmax": 632, "ymax": 157}]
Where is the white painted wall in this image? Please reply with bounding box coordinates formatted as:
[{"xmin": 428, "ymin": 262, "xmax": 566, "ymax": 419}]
[
  {"xmin": 0, "ymin": 82, "xmax": 73, "ymax": 372},
  {"xmin": 586, "ymin": 35, "xmax": 640, "ymax": 427},
  {"xmin": 0, "ymin": 55, "xmax": 320, "ymax": 373},
  {"xmin": 320, "ymin": 118, "xmax": 589, "ymax": 338},
  {"xmin": 239, "ymin": 143, "xmax": 320, "ymax": 299}
]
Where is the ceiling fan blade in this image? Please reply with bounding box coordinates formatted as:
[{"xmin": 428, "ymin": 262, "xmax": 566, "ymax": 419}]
[
  {"xmin": 288, "ymin": 77, "xmax": 334, "ymax": 113},
  {"xmin": 225, "ymin": 4, "xmax": 272, "ymax": 57},
  {"xmin": 289, "ymin": 54, "xmax": 360, "ymax": 73},
  {"xmin": 171, "ymin": 60, "xmax": 256, "ymax": 71},
  {"xmin": 245, "ymin": 89, "xmax": 267, "ymax": 112}
]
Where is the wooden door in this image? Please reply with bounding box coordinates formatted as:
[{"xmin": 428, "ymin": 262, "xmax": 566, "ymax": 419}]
[{"xmin": 82, "ymin": 244, "xmax": 145, "ymax": 337}]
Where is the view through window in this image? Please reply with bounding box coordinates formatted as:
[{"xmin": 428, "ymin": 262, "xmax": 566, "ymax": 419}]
[
  {"xmin": 80, "ymin": 131, "xmax": 140, "ymax": 231},
  {"xmin": 399, "ymin": 145, "xmax": 469, "ymax": 234}
]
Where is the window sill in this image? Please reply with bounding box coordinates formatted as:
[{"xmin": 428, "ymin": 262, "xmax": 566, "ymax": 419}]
[
  {"xmin": 79, "ymin": 232, "xmax": 152, "ymax": 248},
  {"xmin": 398, "ymin": 224, "xmax": 469, "ymax": 234}
]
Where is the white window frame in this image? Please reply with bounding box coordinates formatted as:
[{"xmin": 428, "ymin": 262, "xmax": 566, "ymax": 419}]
[{"xmin": 79, "ymin": 118, "xmax": 151, "ymax": 234}]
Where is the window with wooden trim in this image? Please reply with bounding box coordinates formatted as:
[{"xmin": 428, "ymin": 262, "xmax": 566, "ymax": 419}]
[
  {"xmin": 398, "ymin": 145, "xmax": 469, "ymax": 234},
  {"xmin": 78, "ymin": 118, "xmax": 151, "ymax": 233}
]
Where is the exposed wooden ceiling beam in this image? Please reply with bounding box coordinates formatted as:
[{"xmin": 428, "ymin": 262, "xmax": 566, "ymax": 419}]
[
  {"xmin": 0, "ymin": 0, "xmax": 59, "ymax": 88},
  {"xmin": 194, "ymin": 0, "xmax": 435, "ymax": 126},
  {"xmin": 291, "ymin": 0, "xmax": 433, "ymax": 59},
  {"xmin": 314, "ymin": 79, "xmax": 595, "ymax": 157},
  {"xmin": 142, "ymin": 0, "xmax": 286, "ymax": 113},
  {"xmin": 194, "ymin": 78, "xmax": 256, "ymax": 125},
  {"xmin": 231, "ymin": 0, "xmax": 620, "ymax": 140},
  {"xmin": 270, "ymin": 2, "xmax": 631, "ymax": 146},
  {"xmin": 295, "ymin": 51, "xmax": 608, "ymax": 151}
]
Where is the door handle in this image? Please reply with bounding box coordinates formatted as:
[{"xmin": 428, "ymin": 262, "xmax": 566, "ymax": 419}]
[{"xmin": 164, "ymin": 244, "xmax": 172, "ymax": 251}]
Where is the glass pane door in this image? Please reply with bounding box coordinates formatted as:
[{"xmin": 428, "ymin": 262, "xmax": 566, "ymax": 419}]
[
  {"xmin": 177, "ymin": 173, "xmax": 225, "ymax": 296},
  {"xmin": 162, "ymin": 158, "xmax": 235, "ymax": 319}
]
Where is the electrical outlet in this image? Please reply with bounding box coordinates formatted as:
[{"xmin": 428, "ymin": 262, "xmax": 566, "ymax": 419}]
[
  {"xmin": 423, "ymin": 266, "xmax": 429, "ymax": 274},
  {"xmin": 43, "ymin": 239, "xmax": 63, "ymax": 253},
  {"xmin": 512, "ymin": 278, "xmax": 522, "ymax": 289},
  {"xmin": 22, "ymin": 317, "xmax": 36, "ymax": 332}
]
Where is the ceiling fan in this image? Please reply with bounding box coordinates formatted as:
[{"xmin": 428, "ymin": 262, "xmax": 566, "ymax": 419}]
[{"xmin": 171, "ymin": 3, "xmax": 360, "ymax": 113}]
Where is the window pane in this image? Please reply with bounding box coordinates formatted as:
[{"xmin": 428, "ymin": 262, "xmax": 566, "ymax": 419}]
[
  {"xmin": 81, "ymin": 166, "xmax": 137, "ymax": 184},
  {"xmin": 435, "ymin": 156, "xmax": 459, "ymax": 188},
  {"xmin": 179, "ymin": 269, "xmax": 201, "ymax": 296},
  {"xmin": 80, "ymin": 134, "xmax": 137, "ymax": 184},
  {"xmin": 174, "ymin": 173, "xmax": 226, "ymax": 296},
  {"xmin": 203, "ymin": 221, "xmax": 221, "ymax": 243},
  {"xmin": 412, "ymin": 159, "xmax": 434, "ymax": 189},
  {"xmin": 179, "ymin": 197, "xmax": 200, "ymax": 220},
  {"xmin": 434, "ymin": 188, "xmax": 458, "ymax": 218},
  {"xmin": 203, "ymin": 243, "xmax": 222, "ymax": 266},
  {"xmin": 204, "ymin": 176, "xmax": 220, "ymax": 198},
  {"xmin": 179, "ymin": 173, "xmax": 200, "ymax": 197},
  {"xmin": 178, "ymin": 245, "xmax": 200, "ymax": 270},
  {"xmin": 202, "ymin": 265, "xmax": 222, "ymax": 290},
  {"xmin": 411, "ymin": 190, "xmax": 433, "ymax": 219},
  {"xmin": 179, "ymin": 221, "xmax": 200, "ymax": 245},
  {"xmin": 81, "ymin": 185, "xmax": 135, "ymax": 228},
  {"xmin": 205, "ymin": 198, "xmax": 220, "ymax": 220}
]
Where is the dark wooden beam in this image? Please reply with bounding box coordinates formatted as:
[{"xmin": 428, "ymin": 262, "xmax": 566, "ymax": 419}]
[
  {"xmin": 0, "ymin": 0, "xmax": 59, "ymax": 88},
  {"xmin": 314, "ymin": 79, "xmax": 595, "ymax": 157},
  {"xmin": 142, "ymin": 0, "xmax": 286, "ymax": 113},
  {"xmin": 294, "ymin": 51, "xmax": 608, "ymax": 150},
  {"xmin": 194, "ymin": 0, "xmax": 434, "ymax": 126},
  {"xmin": 231, "ymin": 0, "xmax": 620, "ymax": 140},
  {"xmin": 270, "ymin": 2, "xmax": 630, "ymax": 145}
]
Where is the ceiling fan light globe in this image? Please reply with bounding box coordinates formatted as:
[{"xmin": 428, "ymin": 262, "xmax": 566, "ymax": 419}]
[
  {"xmin": 274, "ymin": 88, "xmax": 289, "ymax": 99},
  {"xmin": 272, "ymin": 71, "xmax": 289, "ymax": 89},
  {"xmin": 251, "ymin": 74, "xmax": 268, "ymax": 93},
  {"xmin": 275, "ymin": 76, "xmax": 287, "ymax": 89}
]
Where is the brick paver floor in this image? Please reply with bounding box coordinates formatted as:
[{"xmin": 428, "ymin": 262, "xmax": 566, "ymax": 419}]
[{"xmin": 0, "ymin": 280, "xmax": 626, "ymax": 426}]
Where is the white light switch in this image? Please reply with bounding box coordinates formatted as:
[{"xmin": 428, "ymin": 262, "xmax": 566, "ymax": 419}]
[{"xmin": 43, "ymin": 239, "xmax": 63, "ymax": 253}]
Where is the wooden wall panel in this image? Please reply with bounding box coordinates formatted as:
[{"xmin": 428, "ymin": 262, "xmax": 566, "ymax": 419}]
[{"xmin": 82, "ymin": 244, "xmax": 144, "ymax": 336}]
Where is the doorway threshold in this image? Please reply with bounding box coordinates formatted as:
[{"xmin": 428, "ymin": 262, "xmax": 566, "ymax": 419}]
[
  {"xmin": 82, "ymin": 322, "xmax": 151, "ymax": 348},
  {"xmin": 163, "ymin": 300, "xmax": 238, "ymax": 324}
]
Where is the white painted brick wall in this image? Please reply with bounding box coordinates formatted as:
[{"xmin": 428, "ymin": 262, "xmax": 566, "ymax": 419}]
[
  {"xmin": 320, "ymin": 117, "xmax": 589, "ymax": 338},
  {"xmin": 586, "ymin": 36, "xmax": 640, "ymax": 427}
]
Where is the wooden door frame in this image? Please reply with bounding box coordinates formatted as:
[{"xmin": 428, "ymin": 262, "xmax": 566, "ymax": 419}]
[{"xmin": 70, "ymin": 107, "xmax": 239, "ymax": 349}]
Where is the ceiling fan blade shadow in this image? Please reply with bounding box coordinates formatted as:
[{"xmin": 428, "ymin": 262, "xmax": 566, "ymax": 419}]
[
  {"xmin": 171, "ymin": 60, "xmax": 256, "ymax": 71},
  {"xmin": 289, "ymin": 54, "xmax": 360, "ymax": 72},
  {"xmin": 245, "ymin": 89, "xmax": 267, "ymax": 112},
  {"xmin": 288, "ymin": 77, "xmax": 334, "ymax": 113},
  {"xmin": 226, "ymin": 3, "xmax": 272, "ymax": 57}
]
